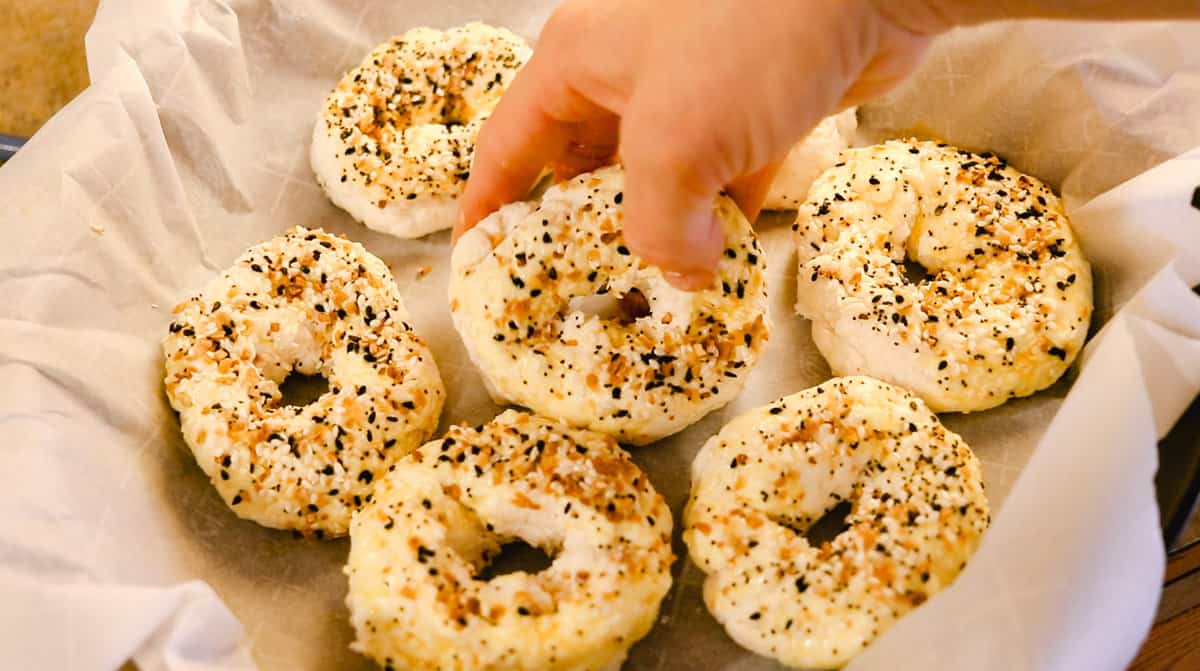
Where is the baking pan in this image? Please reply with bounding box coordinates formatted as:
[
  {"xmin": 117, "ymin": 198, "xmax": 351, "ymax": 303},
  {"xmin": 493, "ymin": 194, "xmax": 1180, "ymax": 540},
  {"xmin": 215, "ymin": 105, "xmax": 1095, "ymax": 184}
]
[
  {"xmin": 0, "ymin": 133, "xmax": 25, "ymax": 162},
  {"xmin": 1159, "ymin": 287, "xmax": 1200, "ymax": 551}
]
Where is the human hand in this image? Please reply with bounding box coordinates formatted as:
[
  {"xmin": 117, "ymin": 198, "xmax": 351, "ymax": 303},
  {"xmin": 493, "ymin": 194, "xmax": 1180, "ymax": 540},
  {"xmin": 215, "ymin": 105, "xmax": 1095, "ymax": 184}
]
[{"xmin": 455, "ymin": 0, "xmax": 933, "ymax": 289}]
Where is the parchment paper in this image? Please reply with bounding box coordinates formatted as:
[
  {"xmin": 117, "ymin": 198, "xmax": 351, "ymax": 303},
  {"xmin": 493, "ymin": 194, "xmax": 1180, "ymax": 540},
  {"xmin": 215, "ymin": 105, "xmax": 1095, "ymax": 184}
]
[{"xmin": 2, "ymin": 2, "xmax": 1200, "ymax": 670}]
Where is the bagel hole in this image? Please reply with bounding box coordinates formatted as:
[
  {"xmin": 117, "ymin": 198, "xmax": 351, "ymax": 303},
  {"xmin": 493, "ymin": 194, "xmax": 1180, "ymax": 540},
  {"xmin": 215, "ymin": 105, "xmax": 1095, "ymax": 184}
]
[
  {"xmin": 902, "ymin": 258, "xmax": 932, "ymax": 284},
  {"xmin": 476, "ymin": 539, "xmax": 555, "ymax": 580},
  {"xmin": 617, "ymin": 288, "xmax": 652, "ymax": 323},
  {"xmin": 439, "ymin": 96, "xmax": 473, "ymax": 128},
  {"xmin": 568, "ymin": 287, "xmax": 651, "ymax": 325},
  {"xmin": 802, "ymin": 501, "xmax": 852, "ymax": 547},
  {"xmin": 278, "ymin": 372, "xmax": 330, "ymax": 408}
]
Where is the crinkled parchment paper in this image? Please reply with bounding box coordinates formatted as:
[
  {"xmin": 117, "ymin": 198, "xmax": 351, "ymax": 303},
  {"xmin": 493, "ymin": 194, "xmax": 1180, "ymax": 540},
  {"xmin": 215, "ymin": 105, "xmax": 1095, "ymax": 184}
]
[{"xmin": 2, "ymin": 2, "xmax": 1200, "ymax": 669}]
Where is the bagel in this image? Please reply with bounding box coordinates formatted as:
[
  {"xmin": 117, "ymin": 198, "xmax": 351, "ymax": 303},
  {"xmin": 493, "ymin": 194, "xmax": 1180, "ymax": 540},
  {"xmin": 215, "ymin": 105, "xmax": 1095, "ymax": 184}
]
[
  {"xmin": 793, "ymin": 139, "xmax": 1093, "ymax": 412},
  {"xmin": 449, "ymin": 165, "xmax": 771, "ymax": 445},
  {"xmin": 311, "ymin": 23, "xmax": 531, "ymax": 238},
  {"xmin": 763, "ymin": 109, "xmax": 859, "ymax": 210},
  {"xmin": 346, "ymin": 409, "xmax": 674, "ymax": 671},
  {"xmin": 684, "ymin": 376, "xmax": 990, "ymax": 669},
  {"xmin": 162, "ymin": 227, "xmax": 444, "ymax": 537}
]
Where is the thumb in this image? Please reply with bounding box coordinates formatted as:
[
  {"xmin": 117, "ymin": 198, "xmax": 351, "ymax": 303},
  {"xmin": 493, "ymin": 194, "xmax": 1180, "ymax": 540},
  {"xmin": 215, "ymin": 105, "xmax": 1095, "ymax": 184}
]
[{"xmin": 618, "ymin": 99, "xmax": 728, "ymax": 291}]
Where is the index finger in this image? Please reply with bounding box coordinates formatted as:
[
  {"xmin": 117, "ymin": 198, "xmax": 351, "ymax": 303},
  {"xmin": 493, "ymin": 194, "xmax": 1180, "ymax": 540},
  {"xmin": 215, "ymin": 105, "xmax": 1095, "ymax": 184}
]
[{"xmin": 456, "ymin": 54, "xmax": 607, "ymax": 240}]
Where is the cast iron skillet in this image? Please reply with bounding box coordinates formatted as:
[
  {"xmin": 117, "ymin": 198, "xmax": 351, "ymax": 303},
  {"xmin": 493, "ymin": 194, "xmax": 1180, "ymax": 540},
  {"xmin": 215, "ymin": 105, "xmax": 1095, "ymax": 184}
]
[
  {"xmin": 0, "ymin": 133, "xmax": 24, "ymax": 162},
  {"xmin": 1158, "ymin": 273, "xmax": 1200, "ymax": 549},
  {"xmin": 1158, "ymin": 188, "xmax": 1200, "ymax": 549}
]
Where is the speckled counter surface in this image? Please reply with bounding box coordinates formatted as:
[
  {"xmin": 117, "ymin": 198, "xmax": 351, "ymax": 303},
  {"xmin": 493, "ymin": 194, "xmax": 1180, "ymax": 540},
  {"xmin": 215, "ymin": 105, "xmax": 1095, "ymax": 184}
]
[{"xmin": 0, "ymin": 0, "xmax": 97, "ymax": 137}]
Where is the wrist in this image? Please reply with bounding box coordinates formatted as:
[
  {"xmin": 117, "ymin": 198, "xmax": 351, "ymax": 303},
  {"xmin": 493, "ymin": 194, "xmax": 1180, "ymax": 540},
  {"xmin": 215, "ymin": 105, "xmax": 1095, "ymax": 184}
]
[{"xmin": 868, "ymin": 0, "xmax": 1200, "ymax": 31}]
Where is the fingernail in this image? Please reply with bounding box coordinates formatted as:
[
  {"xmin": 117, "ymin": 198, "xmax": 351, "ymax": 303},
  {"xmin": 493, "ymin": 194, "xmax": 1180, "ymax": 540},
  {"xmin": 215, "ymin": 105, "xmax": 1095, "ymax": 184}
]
[{"xmin": 664, "ymin": 270, "xmax": 715, "ymax": 292}]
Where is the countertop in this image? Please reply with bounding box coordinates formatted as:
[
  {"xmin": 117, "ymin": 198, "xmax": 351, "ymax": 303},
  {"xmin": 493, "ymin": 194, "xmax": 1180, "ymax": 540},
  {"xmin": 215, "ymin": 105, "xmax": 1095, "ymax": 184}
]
[{"xmin": 0, "ymin": 0, "xmax": 95, "ymax": 138}]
